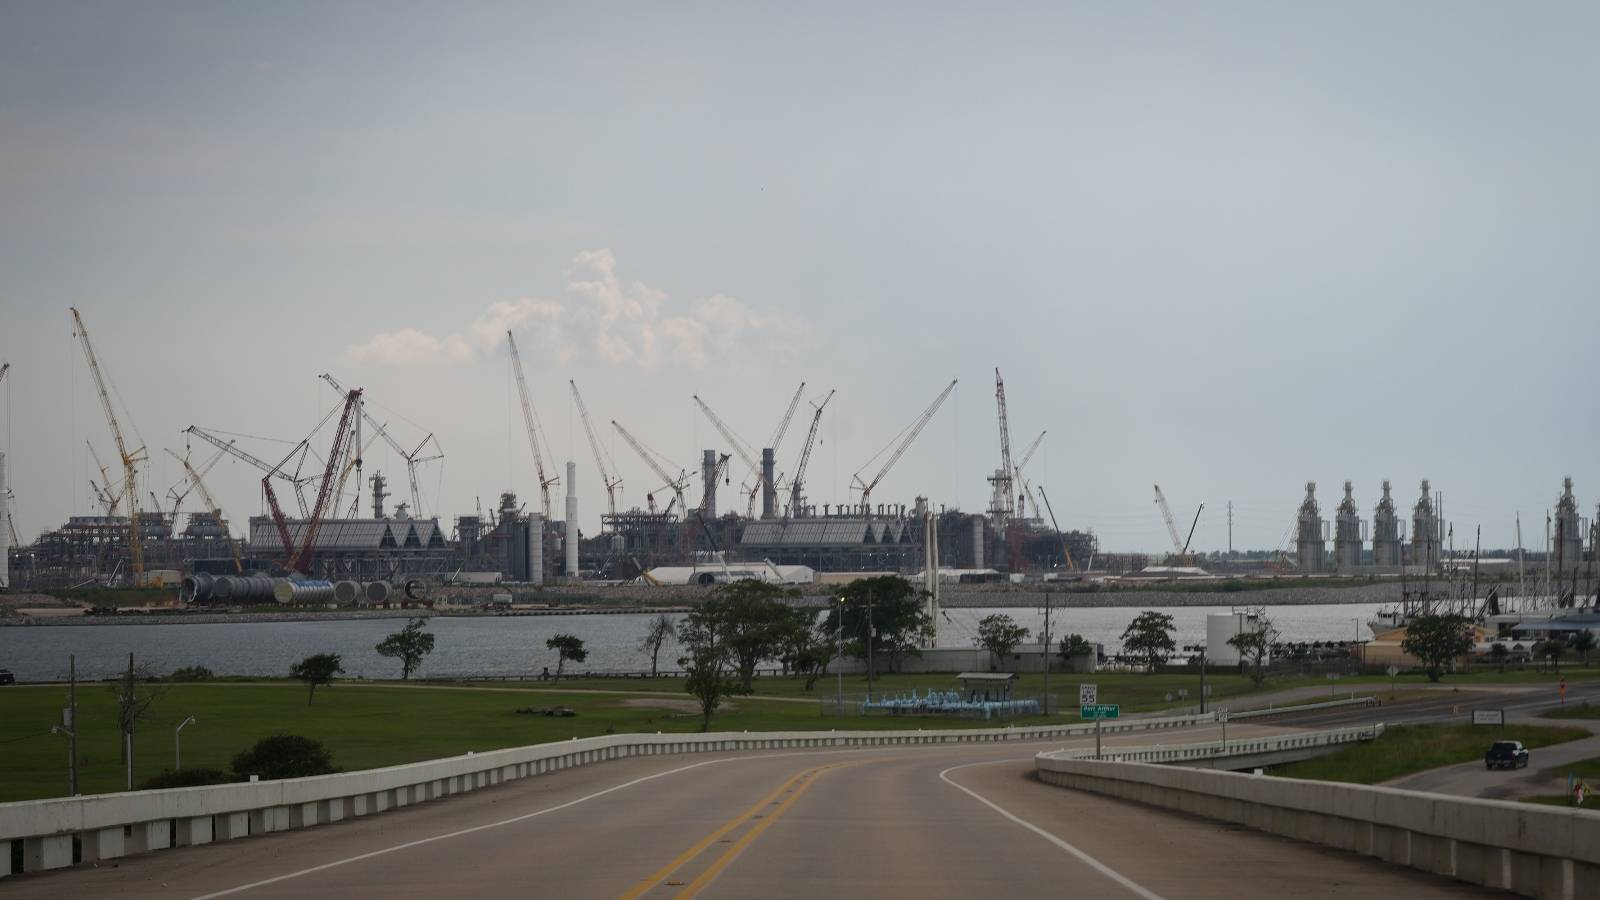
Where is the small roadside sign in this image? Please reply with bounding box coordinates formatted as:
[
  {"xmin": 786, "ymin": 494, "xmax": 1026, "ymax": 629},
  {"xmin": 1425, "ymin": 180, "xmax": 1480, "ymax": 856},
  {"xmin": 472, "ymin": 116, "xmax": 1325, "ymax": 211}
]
[
  {"xmin": 1472, "ymin": 709, "xmax": 1505, "ymax": 726},
  {"xmin": 1079, "ymin": 684, "xmax": 1098, "ymax": 706},
  {"xmin": 1080, "ymin": 704, "xmax": 1119, "ymax": 719},
  {"xmin": 1386, "ymin": 665, "xmax": 1399, "ymax": 677},
  {"xmin": 1217, "ymin": 709, "xmax": 1229, "ymax": 723}
]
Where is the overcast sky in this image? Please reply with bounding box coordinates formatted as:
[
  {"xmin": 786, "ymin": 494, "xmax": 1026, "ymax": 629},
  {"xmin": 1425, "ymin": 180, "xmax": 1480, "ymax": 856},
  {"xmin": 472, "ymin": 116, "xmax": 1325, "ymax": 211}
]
[{"xmin": 3, "ymin": 2, "xmax": 1597, "ymax": 554}]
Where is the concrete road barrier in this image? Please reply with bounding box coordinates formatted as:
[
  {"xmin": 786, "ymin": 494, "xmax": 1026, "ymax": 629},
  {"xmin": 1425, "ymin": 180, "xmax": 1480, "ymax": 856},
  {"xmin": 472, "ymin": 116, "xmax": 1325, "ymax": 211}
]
[
  {"xmin": 0, "ymin": 712, "xmax": 1217, "ymax": 878},
  {"xmin": 1034, "ymin": 753, "xmax": 1600, "ymax": 900}
]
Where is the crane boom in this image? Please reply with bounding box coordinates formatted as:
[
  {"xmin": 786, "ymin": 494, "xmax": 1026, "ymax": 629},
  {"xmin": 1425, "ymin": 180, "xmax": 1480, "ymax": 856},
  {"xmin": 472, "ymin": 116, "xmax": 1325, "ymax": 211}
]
[
  {"xmin": 768, "ymin": 382, "xmax": 806, "ymax": 453},
  {"xmin": 1153, "ymin": 484, "xmax": 1185, "ymax": 557},
  {"xmin": 852, "ymin": 379, "xmax": 956, "ymax": 510},
  {"xmin": 321, "ymin": 373, "xmax": 443, "ymax": 517},
  {"xmin": 185, "ymin": 426, "xmax": 312, "ymax": 516},
  {"xmin": 787, "ymin": 389, "xmax": 834, "ymax": 516},
  {"xmin": 507, "ymin": 331, "xmax": 557, "ymax": 519},
  {"xmin": 267, "ymin": 389, "xmax": 362, "ymax": 573},
  {"xmin": 993, "ymin": 368, "xmax": 1016, "ymax": 522},
  {"xmin": 571, "ymin": 380, "xmax": 621, "ymax": 519},
  {"xmin": 611, "ymin": 420, "xmax": 688, "ymax": 514},
  {"xmin": 166, "ymin": 448, "xmax": 244, "ymax": 573},
  {"xmin": 70, "ymin": 307, "xmax": 146, "ymax": 579},
  {"xmin": 87, "ymin": 441, "xmax": 122, "ymax": 514},
  {"xmin": 692, "ymin": 394, "xmax": 775, "ymax": 518},
  {"xmin": 1014, "ymin": 430, "xmax": 1046, "ymax": 518},
  {"xmin": 1036, "ymin": 485, "xmax": 1078, "ymax": 572}
]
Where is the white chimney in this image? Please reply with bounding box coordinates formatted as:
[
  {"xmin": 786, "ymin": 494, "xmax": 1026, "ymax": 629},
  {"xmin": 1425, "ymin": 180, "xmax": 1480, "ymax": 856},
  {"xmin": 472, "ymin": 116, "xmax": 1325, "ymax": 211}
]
[{"xmin": 565, "ymin": 461, "xmax": 579, "ymax": 579}]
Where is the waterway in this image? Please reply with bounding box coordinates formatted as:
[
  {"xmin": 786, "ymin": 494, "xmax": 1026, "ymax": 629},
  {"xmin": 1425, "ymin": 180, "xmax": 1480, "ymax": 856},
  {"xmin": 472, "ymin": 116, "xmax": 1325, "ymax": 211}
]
[{"xmin": 0, "ymin": 603, "xmax": 1390, "ymax": 682}]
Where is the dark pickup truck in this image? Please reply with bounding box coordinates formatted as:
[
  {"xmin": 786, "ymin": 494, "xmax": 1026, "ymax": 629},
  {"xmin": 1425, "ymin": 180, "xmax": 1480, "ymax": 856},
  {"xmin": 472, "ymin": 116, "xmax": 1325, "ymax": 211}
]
[{"xmin": 1485, "ymin": 740, "xmax": 1530, "ymax": 770}]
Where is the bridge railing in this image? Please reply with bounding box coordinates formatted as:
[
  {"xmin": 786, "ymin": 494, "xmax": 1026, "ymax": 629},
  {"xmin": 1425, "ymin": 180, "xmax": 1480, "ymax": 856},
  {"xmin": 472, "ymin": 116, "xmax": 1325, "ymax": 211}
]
[
  {"xmin": 1035, "ymin": 752, "xmax": 1600, "ymax": 900},
  {"xmin": 0, "ymin": 711, "xmax": 1214, "ymax": 878},
  {"xmin": 1042, "ymin": 723, "xmax": 1383, "ymax": 764}
]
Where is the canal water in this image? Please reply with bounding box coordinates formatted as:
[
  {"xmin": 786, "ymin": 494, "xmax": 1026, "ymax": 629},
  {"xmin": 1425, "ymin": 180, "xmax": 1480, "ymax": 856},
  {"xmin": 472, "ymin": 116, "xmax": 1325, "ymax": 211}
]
[{"xmin": 0, "ymin": 603, "xmax": 1388, "ymax": 682}]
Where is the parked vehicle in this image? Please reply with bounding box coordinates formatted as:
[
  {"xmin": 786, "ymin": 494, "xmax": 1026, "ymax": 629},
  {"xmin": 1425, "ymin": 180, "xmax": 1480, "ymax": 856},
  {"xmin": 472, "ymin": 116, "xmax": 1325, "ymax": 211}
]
[
  {"xmin": 0, "ymin": 669, "xmax": 15, "ymax": 686},
  {"xmin": 1485, "ymin": 740, "xmax": 1530, "ymax": 770}
]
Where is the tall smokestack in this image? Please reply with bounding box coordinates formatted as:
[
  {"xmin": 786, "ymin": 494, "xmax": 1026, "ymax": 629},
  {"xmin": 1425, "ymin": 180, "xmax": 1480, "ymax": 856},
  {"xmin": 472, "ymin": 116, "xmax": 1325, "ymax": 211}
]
[
  {"xmin": 528, "ymin": 512, "xmax": 544, "ymax": 586},
  {"xmin": 0, "ymin": 452, "xmax": 8, "ymax": 590},
  {"xmin": 702, "ymin": 450, "xmax": 717, "ymax": 519},
  {"xmin": 565, "ymin": 461, "xmax": 579, "ymax": 579},
  {"xmin": 761, "ymin": 448, "xmax": 776, "ymax": 519}
]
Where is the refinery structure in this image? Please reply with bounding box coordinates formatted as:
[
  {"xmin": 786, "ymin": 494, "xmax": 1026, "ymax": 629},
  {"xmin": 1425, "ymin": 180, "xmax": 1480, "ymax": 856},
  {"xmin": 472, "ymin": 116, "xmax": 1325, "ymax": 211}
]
[{"xmin": 1, "ymin": 309, "xmax": 1596, "ymax": 604}]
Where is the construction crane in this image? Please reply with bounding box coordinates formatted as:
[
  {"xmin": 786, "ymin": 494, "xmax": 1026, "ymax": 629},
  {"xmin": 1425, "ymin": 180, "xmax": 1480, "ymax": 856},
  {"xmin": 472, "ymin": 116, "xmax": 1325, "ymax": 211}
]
[
  {"xmin": 507, "ymin": 331, "xmax": 558, "ymax": 519},
  {"xmin": 1013, "ymin": 430, "xmax": 1046, "ymax": 519},
  {"xmin": 692, "ymin": 394, "xmax": 777, "ymax": 518},
  {"xmin": 611, "ymin": 420, "xmax": 688, "ymax": 515},
  {"xmin": 992, "ymin": 369, "xmax": 1016, "ymax": 524},
  {"xmin": 693, "ymin": 452, "xmax": 733, "ymax": 565},
  {"xmin": 185, "ymin": 425, "xmax": 314, "ymax": 516},
  {"xmin": 321, "ymin": 374, "xmax": 443, "ymax": 517},
  {"xmin": 571, "ymin": 380, "xmax": 622, "ymax": 522},
  {"xmin": 1036, "ymin": 485, "xmax": 1078, "ymax": 573},
  {"xmin": 786, "ymin": 389, "xmax": 834, "ymax": 516},
  {"xmin": 164, "ymin": 443, "xmax": 233, "ymax": 528},
  {"xmin": 1153, "ymin": 484, "xmax": 1202, "ymax": 565},
  {"xmin": 852, "ymin": 379, "xmax": 956, "ymax": 516},
  {"xmin": 70, "ymin": 307, "xmax": 148, "ymax": 582},
  {"xmin": 264, "ymin": 389, "xmax": 362, "ymax": 574},
  {"xmin": 86, "ymin": 441, "xmax": 124, "ymax": 514},
  {"xmin": 768, "ymin": 382, "xmax": 806, "ymax": 455},
  {"xmin": 166, "ymin": 448, "xmax": 244, "ymax": 573}
]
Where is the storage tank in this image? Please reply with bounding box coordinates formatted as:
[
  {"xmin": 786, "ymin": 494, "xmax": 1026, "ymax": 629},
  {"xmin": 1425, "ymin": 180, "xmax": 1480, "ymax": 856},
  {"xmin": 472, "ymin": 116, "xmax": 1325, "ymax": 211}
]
[
  {"xmin": 365, "ymin": 581, "xmax": 391, "ymax": 605},
  {"xmin": 181, "ymin": 571, "xmax": 216, "ymax": 604},
  {"xmin": 333, "ymin": 580, "xmax": 361, "ymax": 606},
  {"xmin": 212, "ymin": 574, "xmax": 277, "ymax": 604},
  {"xmin": 272, "ymin": 579, "xmax": 335, "ymax": 605},
  {"xmin": 403, "ymin": 579, "xmax": 428, "ymax": 601},
  {"xmin": 1206, "ymin": 612, "xmax": 1265, "ymax": 667}
]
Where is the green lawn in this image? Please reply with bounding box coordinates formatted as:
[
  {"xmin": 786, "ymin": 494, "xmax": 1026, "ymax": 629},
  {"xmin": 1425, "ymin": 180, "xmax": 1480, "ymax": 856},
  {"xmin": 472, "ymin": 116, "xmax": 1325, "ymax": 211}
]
[
  {"xmin": 1524, "ymin": 794, "xmax": 1600, "ymax": 811},
  {"xmin": 0, "ymin": 680, "xmax": 1088, "ymax": 803},
  {"xmin": 1540, "ymin": 701, "xmax": 1600, "ymax": 720},
  {"xmin": 1270, "ymin": 723, "xmax": 1591, "ymax": 785}
]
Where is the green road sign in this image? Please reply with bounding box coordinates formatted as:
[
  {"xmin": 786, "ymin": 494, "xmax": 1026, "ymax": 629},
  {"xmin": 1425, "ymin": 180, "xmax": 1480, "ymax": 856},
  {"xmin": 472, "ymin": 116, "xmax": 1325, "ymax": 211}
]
[{"xmin": 1080, "ymin": 704, "xmax": 1120, "ymax": 719}]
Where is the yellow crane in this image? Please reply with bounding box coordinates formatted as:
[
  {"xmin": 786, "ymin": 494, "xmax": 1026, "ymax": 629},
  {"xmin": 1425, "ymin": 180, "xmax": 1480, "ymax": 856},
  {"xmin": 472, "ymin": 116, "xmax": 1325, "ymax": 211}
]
[
  {"xmin": 165, "ymin": 448, "xmax": 244, "ymax": 574},
  {"xmin": 71, "ymin": 308, "xmax": 148, "ymax": 582}
]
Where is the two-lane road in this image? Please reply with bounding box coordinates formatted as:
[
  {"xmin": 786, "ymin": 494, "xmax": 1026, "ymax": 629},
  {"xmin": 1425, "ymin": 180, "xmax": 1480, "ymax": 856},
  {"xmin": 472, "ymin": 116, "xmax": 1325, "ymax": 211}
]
[{"xmin": 0, "ymin": 721, "xmax": 1501, "ymax": 899}]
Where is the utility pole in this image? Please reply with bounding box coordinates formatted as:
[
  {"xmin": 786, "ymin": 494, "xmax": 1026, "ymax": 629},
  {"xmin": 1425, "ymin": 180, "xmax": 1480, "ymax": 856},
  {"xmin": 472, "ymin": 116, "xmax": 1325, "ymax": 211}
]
[
  {"xmin": 69, "ymin": 656, "xmax": 78, "ymax": 795},
  {"xmin": 1041, "ymin": 590, "xmax": 1053, "ymax": 716},
  {"xmin": 1227, "ymin": 501, "xmax": 1233, "ymax": 556},
  {"xmin": 866, "ymin": 590, "xmax": 875, "ymax": 699},
  {"xmin": 1199, "ymin": 647, "xmax": 1207, "ymax": 714}
]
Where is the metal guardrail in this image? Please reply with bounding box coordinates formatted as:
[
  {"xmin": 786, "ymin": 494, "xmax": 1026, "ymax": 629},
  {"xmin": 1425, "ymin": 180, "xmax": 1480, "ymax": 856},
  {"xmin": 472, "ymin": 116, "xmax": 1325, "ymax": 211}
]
[{"xmin": 1229, "ymin": 696, "xmax": 1380, "ymax": 719}]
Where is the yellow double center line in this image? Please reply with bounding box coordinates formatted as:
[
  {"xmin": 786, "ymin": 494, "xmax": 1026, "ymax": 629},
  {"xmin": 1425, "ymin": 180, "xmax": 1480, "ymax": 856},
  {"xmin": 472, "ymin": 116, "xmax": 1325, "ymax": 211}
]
[{"xmin": 619, "ymin": 761, "xmax": 856, "ymax": 899}]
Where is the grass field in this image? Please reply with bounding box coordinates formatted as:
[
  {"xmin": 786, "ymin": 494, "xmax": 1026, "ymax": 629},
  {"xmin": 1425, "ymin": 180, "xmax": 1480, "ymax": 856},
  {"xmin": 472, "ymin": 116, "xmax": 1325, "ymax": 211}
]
[
  {"xmin": 1270, "ymin": 723, "xmax": 1591, "ymax": 785},
  {"xmin": 1540, "ymin": 701, "xmax": 1600, "ymax": 720}
]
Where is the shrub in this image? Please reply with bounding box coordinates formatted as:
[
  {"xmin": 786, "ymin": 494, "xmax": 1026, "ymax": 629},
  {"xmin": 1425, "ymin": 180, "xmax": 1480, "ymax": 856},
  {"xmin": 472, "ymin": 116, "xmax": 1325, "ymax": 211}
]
[
  {"xmin": 168, "ymin": 666, "xmax": 215, "ymax": 682},
  {"xmin": 230, "ymin": 735, "xmax": 337, "ymax": 781},
  {"xmin": 139, "ymin": 768, "xmax": 234, "ymax": 789}
]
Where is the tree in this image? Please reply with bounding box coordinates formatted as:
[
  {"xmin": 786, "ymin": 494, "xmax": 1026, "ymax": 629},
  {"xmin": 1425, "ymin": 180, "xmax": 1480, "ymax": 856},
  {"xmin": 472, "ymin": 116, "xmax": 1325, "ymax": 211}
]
[
  {"xmin": 1570, "ymin": 630, "xmax": 1596, "ymax": 667},
  {"xmin": 976, "ymin": 614, "xmax": 1031, "ymax": 670},
  {"xmin": 1489, "ymin": 641, "xmax": 1509, "ymax": 673},
  {"xmin": 1400, "ymin": 614, "xmax": 1475, "ymax": 682},
  {"xmin": 678, "ymin": 598, "xmax": 746, "ymax": 731},
  {"xmin": 772, "ymin": 606, "xmax": 834, "ymax": 690},
  {"xmin": 1543, "ymin": 639, "xmax": 1564, "ymax": 672},
  {"xmin": 1121, "ymin": 611, "xmax": 1177, "ymax": 674},
  {"xmin": 710, "ymin": 580, "xmax": 798, "ymax": 691},
  {"xmin": 638, "ymin": 613, "xmax": 676, "ymax": 677},
  {"xmin": 231, "ymin": 735, "xmax": 337, "ymax": 780},
  {"xmin": 1058, "ymin": 633, "xmax": 1095, "ymax": 662},
  {"xmin": 375, "ymin": 617, "xmax": 435, "ymax": 680},
  {"xmin": 824, "ymin": 576, "xmax": 933, "ymax": 679},
  {"xmin": 1226, "ymin": 612, "xmax": 1280, "ymax": 686},
  {"xmin": 289, "ymin": 653, "xmax": 344, "ymax": 705},
  {"xmin": 546, "ymin": 634, "xmax": 587, "ymax": 682}
]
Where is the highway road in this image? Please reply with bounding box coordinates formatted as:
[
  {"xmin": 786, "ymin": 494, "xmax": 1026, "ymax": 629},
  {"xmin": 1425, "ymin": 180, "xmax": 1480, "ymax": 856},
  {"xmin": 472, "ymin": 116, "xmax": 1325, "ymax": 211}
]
[
  {"xmin": 1251, "ymin": 677, "xmax": 1600, "ymax": 730},
  {"xmin": 0, "ymin": 721, "xmax": 1502, "ymax": 900}
]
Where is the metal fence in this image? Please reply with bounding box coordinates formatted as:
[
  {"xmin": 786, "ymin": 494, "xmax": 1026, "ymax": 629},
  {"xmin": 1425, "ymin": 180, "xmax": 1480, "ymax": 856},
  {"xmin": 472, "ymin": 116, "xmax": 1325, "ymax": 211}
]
[{"xmin": 820, "ymin": 689, "xmax": 1059, "ymax": 720}]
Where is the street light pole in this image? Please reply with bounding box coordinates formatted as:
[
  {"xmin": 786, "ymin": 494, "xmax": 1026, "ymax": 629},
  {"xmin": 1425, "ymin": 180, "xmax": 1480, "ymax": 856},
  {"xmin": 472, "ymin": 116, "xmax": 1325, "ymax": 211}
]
[
  {"xmin": 836, "ymin": 597, "xmax": 844, "ymax": 705},
  {"xmin": 175, "ymin": 715, "xmax": 196, "ymax": 771},
  {"xmin": 866, "ymin": 591, "xmax": 875, "ymax": 700},
  {"xmin": 1041, "ymin": 590, "xmax": 1053, "ymax": 716},
  {"xmin": 1199, "ymin": 647, "xmax": 1207, "ymax": 714}
]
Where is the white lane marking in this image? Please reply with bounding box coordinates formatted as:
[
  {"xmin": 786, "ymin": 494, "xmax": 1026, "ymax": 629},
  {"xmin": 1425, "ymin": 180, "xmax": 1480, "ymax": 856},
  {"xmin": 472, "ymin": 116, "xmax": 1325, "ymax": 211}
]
[
  {"xmin": 938, "ymin": 760, "xmax": 1166, "ymax": 900},
  {"xmin": 188, "ymin": 750, "xmax": 841, "ymax": 900}
]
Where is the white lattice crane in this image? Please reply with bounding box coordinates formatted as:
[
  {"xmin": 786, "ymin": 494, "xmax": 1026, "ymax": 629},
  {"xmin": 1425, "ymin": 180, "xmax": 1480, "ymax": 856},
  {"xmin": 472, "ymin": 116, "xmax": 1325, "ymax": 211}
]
[
  {"xmin": 321, "ymin": 373, "xmax": 443, "ymax": 518},
  {"xmin": 571, "ymin": 380, "xmax": 622, "ymax": 521},
  {"xmin": 786, "ymin": 389, "xmax": 834, "ymax": 516},
  {"xmin": 611, "ymin": 420, "xmax": 688, "ymax": 515},
  {"xmin": 165, "ymin": 448, "xmax": 244, "ymax": 573},
  {"xmin": 851, "ymin": 379, "xmax": 956, "ymax": 516},
  {"xmin": 1153, "ymin": 484, "xmax": 1203, "ymax": 564},
  {"xmin": 991, "ymin": 368, "xmax": 1016, "ymax": 527},
  {"xmin": 1014, "ymin": 430, "xmax": 1046, "ymax": 519},
  {"xmin": 506, "ymin": 331, "xmax": 559, "ymax": 519},
  {"xmin": 692, "ymin": 394, "xmax": 778, "ymax": 518},
  {"xmin": 70, "ymin": 308, "xmax": 148, "ymax": 581},
  {"xmin": 184, "ymin": 425, "xmax": 315, "ymax": 516}
]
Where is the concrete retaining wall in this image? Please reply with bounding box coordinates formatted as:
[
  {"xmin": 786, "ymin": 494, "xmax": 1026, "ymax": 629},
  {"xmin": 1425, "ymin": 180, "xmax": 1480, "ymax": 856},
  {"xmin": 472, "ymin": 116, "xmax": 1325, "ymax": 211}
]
[
  {"xmin": 0, "ymin": 712, "xmax": 1212, "ymax": 878},
  {"xmin": 1034, "ymin": 755, "xmax": 1600, "ymax": 900},
  {"xmin": 1047, "ymin": 724, "xmax": 1383, "ymax": 770}
]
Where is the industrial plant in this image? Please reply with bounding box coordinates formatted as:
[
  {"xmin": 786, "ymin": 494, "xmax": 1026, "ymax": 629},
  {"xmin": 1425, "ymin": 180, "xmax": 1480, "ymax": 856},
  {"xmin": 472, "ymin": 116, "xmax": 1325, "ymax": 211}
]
[{"xmin": 0, "ymin": 310, "xmax": 1595, "ymax": 606}]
